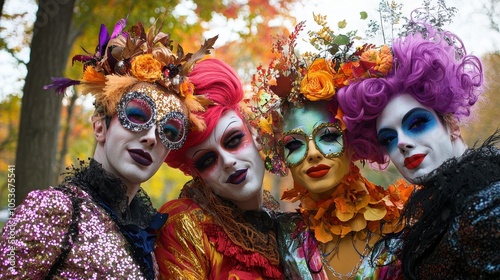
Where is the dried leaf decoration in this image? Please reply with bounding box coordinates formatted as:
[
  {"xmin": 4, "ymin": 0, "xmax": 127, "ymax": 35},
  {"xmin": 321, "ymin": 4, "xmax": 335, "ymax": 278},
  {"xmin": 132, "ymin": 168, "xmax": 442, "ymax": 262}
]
[
  {"xmin": 181, "ymin": 35, "xmax": 219, "ymax": 76},
  {"xmin": 44, "ymin": 17, "xmax": 219, "ymax": 132},
  {"xmin": 282, "ymin": 164, "xmax": 415, "ymax": 240}
]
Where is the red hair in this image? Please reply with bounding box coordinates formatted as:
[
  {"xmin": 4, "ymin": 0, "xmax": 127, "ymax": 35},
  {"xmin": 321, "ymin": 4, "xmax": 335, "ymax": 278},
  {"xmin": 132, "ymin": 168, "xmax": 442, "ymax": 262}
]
[{"xmin": 164, "ymin": 58, "xmax": 244, "ymax": 175}]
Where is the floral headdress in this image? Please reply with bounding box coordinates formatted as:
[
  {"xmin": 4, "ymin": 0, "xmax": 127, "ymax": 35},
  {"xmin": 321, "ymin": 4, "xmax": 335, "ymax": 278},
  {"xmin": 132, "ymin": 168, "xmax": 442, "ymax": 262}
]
[
  {"xmin": 45, "ymin": 18, "xmax": 217, "ymax": 131},
  {"xmin": 246, "ymin": 14, "xmax": 393, "ymax": 175}
]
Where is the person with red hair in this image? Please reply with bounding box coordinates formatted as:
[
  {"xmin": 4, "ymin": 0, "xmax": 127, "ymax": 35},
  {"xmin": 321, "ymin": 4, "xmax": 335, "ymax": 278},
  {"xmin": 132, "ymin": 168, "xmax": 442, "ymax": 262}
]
[{"xmin": 155, "ymin": 58, "xmax": 327, "ymax": 279}]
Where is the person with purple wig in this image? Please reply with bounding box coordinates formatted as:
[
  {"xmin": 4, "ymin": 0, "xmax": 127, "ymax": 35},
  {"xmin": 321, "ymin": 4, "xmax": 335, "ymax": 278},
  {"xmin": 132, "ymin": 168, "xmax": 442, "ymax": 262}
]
[{"xmin": 337, "ymin": 19, "xmax": 500, "ymax": 279}]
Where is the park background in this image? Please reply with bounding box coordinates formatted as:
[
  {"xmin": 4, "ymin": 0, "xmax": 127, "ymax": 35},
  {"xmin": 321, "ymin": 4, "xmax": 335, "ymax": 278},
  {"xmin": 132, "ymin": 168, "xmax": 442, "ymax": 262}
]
[{"xmin": 1, "ymin": 0, "xmax": 499, "ymax": 229}]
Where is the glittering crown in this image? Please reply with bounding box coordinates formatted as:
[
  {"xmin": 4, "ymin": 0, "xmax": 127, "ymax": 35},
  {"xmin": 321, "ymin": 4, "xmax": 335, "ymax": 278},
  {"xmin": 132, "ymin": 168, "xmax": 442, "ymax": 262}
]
[
  {"xmin": 246, "ymin": 14, "xmax": 393, "ymax": 175},
  {"xmin": 44, "ymin": 17, "xmax": 218, "ymax": 131}
]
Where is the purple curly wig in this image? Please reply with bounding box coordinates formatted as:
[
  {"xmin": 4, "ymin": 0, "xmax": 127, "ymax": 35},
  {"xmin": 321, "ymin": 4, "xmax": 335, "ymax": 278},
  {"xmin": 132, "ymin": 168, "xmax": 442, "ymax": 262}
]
[{"xmin": 337, "ymin": 23, "xmax": 484, "ymax": 165}]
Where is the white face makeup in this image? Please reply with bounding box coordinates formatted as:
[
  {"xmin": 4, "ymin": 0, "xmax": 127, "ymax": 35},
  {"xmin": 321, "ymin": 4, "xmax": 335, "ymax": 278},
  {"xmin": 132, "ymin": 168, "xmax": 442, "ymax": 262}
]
[
  {"xmin": 97, "ymin": 115, "xmax": 169, "ymax": 189},
  {"xmin": 283, "ymin": 101, "xmax": 351, "ymax": 197},
  {"xmin": 187, "ymin": 110, "xmax": 265, "ymax": 209},
  {"xmin": 376, "ymin": 94, "xmax": 464, "ymax": 183}
]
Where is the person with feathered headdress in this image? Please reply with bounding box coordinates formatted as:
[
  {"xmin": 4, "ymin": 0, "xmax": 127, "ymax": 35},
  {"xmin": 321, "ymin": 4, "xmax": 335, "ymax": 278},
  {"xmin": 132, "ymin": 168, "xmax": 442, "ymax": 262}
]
[{"xmin": 0, "ymin": 17, "xmax": 215, "ymax": 279}]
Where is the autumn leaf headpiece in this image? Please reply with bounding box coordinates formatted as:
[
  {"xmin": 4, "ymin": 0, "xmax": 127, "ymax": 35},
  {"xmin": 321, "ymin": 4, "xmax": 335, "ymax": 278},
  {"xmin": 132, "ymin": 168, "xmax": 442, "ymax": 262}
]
[
  {"xmin": 246, "ymin": 14, "xmax": 393, "ymax": 175},
  {"xmin": 44, "ymin": 18, "xmax": 217, "ymax": 131}
]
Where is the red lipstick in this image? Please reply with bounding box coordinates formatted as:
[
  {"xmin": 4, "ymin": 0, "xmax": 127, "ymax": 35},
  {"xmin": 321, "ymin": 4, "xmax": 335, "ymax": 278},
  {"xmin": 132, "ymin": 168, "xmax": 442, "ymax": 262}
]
[
  {"xmin": 404, "ymin": 154, "xmax": 426, "ymax": 170},
  {"xmin": 306, "ymin": 164, "xmax": 331, "ymax": 178}
]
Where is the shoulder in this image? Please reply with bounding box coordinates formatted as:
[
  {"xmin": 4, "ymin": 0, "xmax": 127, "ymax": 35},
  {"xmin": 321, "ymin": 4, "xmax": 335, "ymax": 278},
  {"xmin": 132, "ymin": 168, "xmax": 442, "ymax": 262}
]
[
  {"xmin": 457, "ymin": 182, "xmax": 500, "ymax": 242},
  {"xmin": 455, "ymin": 181, "xmax": 500, "ymax": 275},
  {"xmin": 158, "ymin": 197, "xmax": 205, "ymax": 218},
  {"xmin": 462, "ymin": 181, "xmax": 500, "ymax": 217},
  {"xmin": 15, "ymin": 186, "xmax": 77, "ymax": 216},
  {"xmin": 157, "ymin": 198, "xmax": 212, "ymax": 241}
]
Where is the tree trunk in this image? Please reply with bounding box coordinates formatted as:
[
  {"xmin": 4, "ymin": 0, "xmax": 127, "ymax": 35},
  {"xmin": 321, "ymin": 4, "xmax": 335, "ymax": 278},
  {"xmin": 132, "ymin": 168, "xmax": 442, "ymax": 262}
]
[
  {"xmin": 15, "ymin": 0, "xmax": 76, "ymax": 205},
  {"xmin": 53, "ymin": 90, "xmax": 78, "ymax": 184},
  {"xmin": 0, "ymin": 0, "xmax": 5, "ymax": 18}
]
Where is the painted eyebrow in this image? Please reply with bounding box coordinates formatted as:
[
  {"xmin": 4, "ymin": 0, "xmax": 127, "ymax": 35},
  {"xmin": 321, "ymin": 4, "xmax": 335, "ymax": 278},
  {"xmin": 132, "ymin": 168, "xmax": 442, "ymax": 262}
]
[
  {"xmin": 402, "ymin": 108, "xmax": 429, "ymax": 123},
  {"xmin": 285, "ymin": 120, "xmax": 325, "ymax": 134},
  {"xmin": 192, "ymin": 118, "xmax": 238, "ymax": 158},
  {"xmin": 378, "ymin": 107, "xmax": 429, "ymax": 135}
]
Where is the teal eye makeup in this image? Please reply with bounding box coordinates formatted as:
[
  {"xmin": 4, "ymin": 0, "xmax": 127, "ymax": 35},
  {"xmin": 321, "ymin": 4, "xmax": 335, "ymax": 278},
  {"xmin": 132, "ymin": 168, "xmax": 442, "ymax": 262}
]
[
  {"xmin": 281, "ymin": 123, "xmax": 344, "ymax": 167},
  {"xmin": 157, "ymin": 112, "xmax": 187, "ymax": 150}
]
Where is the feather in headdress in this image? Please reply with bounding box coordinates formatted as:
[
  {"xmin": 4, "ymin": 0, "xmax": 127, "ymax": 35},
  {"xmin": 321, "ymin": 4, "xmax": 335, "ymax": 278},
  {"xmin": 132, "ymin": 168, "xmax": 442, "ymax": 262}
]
[
  {"xmin": 99, "ymin": 75, "xmax": 138, "ymax": 116},
  {"xmin": 44, "ymin": 17, "xmax": 218, "ymax": 134}
]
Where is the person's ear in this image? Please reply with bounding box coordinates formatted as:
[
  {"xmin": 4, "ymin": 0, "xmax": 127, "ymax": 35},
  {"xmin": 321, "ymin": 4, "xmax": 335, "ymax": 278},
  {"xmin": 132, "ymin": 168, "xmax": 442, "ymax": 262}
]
[
  {"xmin": 248, "ymin": 125, "xmax": 262, "ymax": 151},
  {"xmin": 445, "ymin": 114, "xmax": 462, "ymax": 141},
  {"xmin": 92, "ymin": 115, "xmax": 107, "ymax": 144}
]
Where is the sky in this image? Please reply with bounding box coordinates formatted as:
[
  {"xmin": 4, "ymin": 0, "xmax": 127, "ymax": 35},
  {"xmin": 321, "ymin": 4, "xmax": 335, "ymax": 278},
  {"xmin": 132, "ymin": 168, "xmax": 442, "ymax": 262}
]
[
  {"xmin": 1, "ymin": 0, "xmax": 499, "ymax": 99},
  {"xmin": 287, "ymin": 0, "xmax": 500, "ymax": 56}
]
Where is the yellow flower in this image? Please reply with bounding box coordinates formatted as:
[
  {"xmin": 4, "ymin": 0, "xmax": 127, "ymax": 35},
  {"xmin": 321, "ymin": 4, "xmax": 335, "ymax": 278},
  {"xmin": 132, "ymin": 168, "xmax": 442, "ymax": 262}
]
[
  {"xmin": 130, "ymin": 54, "xmax": 162, "ymax": 82},
  {"xmin": 259, "ymin": 117, "xmax": 273, "ymax": 134},
  {"xmin": 300, "ymin": 58, "xmax": 336, "ymax": 101}
]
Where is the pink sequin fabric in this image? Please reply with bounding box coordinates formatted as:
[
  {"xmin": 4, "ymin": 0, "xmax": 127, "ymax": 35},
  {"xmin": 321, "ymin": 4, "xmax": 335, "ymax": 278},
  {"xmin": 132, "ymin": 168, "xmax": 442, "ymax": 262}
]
[{"xmin": 0, "ymin": 185, "xmax": 150, "ymax": 279}]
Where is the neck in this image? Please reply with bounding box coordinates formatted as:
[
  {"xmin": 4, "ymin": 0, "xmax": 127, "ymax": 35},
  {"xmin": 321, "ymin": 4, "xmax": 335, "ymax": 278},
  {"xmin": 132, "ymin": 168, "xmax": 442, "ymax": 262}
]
[
  {"xmin": 453, "ymin": 137, "xmax": 468, "ymax": 158},
  {"xmin": 93, "ymin": 148, "xmax": 140, "ymax": 205},
  {"xmin": 234, "ymin": 191, "xmax": 263, "ymax": 211},
  {"xmin": 309, "ymin": 187, "xmax": 336, "ymax": 201}
]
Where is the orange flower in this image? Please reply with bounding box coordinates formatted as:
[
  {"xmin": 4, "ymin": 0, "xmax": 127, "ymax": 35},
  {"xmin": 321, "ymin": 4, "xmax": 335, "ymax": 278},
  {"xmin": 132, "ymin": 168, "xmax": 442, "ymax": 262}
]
[
  {"xmin": 130, "ymin": 54, "xmax": 162, "ymax": 82},
  {"xmin": 300, "ymin": 59, "xmax": 336, "ymax": 101},
  {"xmin": 360, "ymin": 48, "xmax": 379, "ymax": 64},
  {"xmin": 316, "ymin": 223, "xmax": 334, "ymax": 243},
  {"xmin": 377, "ymin": 45, "xmax": 393, "ymax": 74},
  {"xmin": 180, "ymin": 80, "xmax": 195, "ymax": 97},
  {"xmin": 307, "ymin": 58, "xmax": 333, "ymax": 73},
  {"xmin": 360, "ymin": 45, "xmax": 393, "ymax": 76}
]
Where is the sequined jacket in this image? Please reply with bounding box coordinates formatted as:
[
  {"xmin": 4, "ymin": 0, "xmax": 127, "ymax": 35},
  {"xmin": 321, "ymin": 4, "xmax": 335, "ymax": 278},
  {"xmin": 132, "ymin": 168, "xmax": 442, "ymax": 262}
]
[
  {"xmin": 0, "ymin": 159, "xmax": 165, "ymax": 279},
  {"xmin": 398, "ymin": 138, "xmax": 500, "ymax": 279}
]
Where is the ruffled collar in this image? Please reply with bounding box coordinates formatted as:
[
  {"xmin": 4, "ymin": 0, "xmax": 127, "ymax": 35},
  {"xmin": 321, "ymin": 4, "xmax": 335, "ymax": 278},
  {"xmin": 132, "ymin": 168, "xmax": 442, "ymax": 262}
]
[
  {"xmin": 282, "ymin": 164, "xmax": 413, "ymax": 243},
  {"xmin": 63, "ymin": 158, "xmax": 167, "ymax": 280},
  {"xmin": 180, "ymin": 178, "xmax": 283, "ymax": 278}
]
